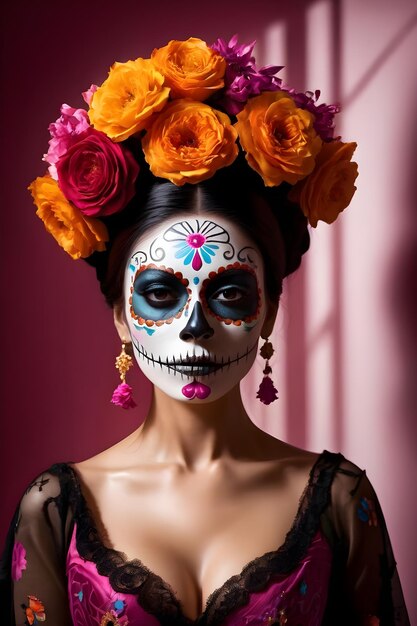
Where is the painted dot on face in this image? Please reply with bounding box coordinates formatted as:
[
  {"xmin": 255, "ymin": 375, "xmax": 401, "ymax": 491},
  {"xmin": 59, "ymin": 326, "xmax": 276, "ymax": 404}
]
[{"xmin": 193, "ymin": 277, "xmax": 200, "ymax": 285}]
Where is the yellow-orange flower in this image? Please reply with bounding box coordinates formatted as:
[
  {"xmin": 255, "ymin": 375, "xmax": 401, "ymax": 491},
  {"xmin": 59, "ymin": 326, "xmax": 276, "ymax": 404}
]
[
  {"xmin": 142, "ymin": 99, "xmax": 238, "ymax": 185},
  {"xmin": 235, "ymin": 91, "xmax": 322, "ymax": 187},
  {"xmin": 289, "ymin": 141, "xmax": 358, "ymax": 227},
  {"xmin": 151, "ymin": 37, "xmax": 226, "ymax": 101},
  {"xmin": 88, "ymin": 58, "xmax": 170, "ymax": 141},
  {"xmin": 29, "ymin": 176, "xmax": 109, "ymax": 259}
]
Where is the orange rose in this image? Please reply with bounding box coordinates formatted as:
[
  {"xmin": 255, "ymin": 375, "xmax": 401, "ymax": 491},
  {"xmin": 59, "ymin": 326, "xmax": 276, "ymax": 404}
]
[
  {"xmin": 151, "ymin": 37, "xmax": 226, "ymax": 101},
  {"xmin": 142, "ymin": 99, "xmax": 238, "ymax": 185},
  {"xmin": 235, "ymin": 91, "xmax": 322, "ymax": 186},
  {"xmin": 289, "ymin": 141, "xmax": 358, "ymax": 227},
  {"xmin": 29, "ymin": 176, "xmax": 108, "ymax": 259},
  {"xmin": 88, "ymin": 58, "xmax": 170, "ymax": 141}
]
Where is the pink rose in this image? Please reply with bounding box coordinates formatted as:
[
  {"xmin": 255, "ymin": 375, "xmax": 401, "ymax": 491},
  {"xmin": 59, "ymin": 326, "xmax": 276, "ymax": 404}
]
[
  {"xmin": 56, "ymin": 129, "xmax": 139, "ymax": 217},
  {"xmin": 12, "ymin": 541, "xmax": 27, "ymax": 581},
  {"xmin": 43, "ymin": 104, "xmax": 91, "ymax": 179}
]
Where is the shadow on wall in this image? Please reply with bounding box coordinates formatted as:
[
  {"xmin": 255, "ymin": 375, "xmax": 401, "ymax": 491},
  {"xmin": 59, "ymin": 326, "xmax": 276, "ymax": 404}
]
[{"xmin": 388, "ymin": 99, "xmax": 417, "ymax": 443}]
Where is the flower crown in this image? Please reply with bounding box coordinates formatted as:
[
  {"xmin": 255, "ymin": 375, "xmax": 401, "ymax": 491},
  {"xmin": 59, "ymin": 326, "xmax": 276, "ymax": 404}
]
[{"xmin": 29, "ymin": 35, "xmax": 358, "ymax": 260}]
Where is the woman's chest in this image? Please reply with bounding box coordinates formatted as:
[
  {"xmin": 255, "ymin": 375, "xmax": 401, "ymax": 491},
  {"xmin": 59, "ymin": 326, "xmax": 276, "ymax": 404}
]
[
  {"xmin": 67, "ymin": 522, "xmax": 333, "ymax": 626},
  {"xmin": 78, "ymin": 464, "xmax": 311, "ymax": 621}
]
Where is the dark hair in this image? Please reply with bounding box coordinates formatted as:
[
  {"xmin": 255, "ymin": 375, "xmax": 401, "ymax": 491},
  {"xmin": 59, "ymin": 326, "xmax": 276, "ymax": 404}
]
[{"xmin": 86, "ymin": 152, "xmax": 310, "ymax": 307}]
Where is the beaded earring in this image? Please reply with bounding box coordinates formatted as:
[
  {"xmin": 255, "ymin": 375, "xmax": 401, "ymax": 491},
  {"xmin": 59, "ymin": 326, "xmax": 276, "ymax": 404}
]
[
  {"xmin": 111, "ymin": 342, "xmax": 137, "ymax": 409},
  {"xmin": 256, "ymin": 338, "xmax": 279, "ymax": 405}
]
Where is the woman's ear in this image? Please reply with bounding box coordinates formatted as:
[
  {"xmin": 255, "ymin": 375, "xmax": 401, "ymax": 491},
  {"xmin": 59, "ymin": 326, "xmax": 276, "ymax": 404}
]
[
  {"xmin": 261, "ymin": 298, "xmax": 279, "ymax": 340},
  {"xmin": 113, "ymin": 303, "xmax": 131, "ymax": 343}
]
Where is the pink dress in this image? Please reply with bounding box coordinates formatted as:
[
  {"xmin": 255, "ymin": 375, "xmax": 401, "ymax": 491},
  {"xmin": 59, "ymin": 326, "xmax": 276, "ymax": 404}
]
[
  {"xmin": 1, "ymin": 451, "xmax": 410, "ymax": 625},
  {"xmin": 66, "ymin": 523, "xmax": 332, "ymax": 626}
]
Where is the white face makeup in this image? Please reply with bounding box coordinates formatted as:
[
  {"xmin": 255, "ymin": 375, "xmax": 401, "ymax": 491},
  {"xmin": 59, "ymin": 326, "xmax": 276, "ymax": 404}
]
[{"xmin": 122, "ymin": 214, "xmax": 268, "ymax": 402}]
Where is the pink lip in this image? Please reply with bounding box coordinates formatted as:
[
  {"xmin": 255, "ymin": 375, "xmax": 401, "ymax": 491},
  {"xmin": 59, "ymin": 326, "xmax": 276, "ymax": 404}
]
[{"xmin": 181, "ymin": 381, "xmax": 211, "ymax": 400}]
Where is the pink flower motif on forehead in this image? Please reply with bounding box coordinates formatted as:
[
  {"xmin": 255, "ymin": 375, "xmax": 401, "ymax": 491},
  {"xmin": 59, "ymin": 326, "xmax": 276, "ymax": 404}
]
[
  {"xmin": 176, "ymin": 230, "xmax": 218, "ymax": 271},
  {"xmin": 183, "ymin": 232, "xmax": 209, "ymax": 270},
  {"xmin": 161, "ymin": 219, "xmax": 235, "ymax": 271}
]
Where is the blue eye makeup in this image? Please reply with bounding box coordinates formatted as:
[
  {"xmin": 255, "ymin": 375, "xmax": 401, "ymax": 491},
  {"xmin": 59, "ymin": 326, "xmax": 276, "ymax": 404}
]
[
  {"xmin": 132, "ymin": 269, "xmax": 189, "ymax": 321},
  {"xmin": 203, "ymin": 269, "xmax": 259, "ymax": 321}
]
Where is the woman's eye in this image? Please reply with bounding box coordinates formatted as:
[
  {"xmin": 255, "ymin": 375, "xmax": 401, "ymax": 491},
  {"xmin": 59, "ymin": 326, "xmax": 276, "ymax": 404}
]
[
  {"xmin": 213, "ymin": 287, "xmax": 245, "ymax": 302},
  {"xmin": 204, "ymin": 270, "xmax": 259, "ymax": 321},
  {"xmin": 132, "ymin": 270, "xmax": 189, "ymax": 320},
  {"xmin": 142, "ymin": 287, "xmax": 180, "ymax": 306}
]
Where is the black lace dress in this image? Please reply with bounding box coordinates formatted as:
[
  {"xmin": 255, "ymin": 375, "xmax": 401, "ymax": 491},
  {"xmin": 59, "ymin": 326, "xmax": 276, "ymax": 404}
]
[{"xmin": 0, "ymin": 451, "xmax": 410, "ymax": 625}]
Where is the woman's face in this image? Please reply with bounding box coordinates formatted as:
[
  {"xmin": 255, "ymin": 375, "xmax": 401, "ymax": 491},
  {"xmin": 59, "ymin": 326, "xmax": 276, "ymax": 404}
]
[{"xmin": 118, "ymin": 213, "xmax": 273, "ymax": 402}]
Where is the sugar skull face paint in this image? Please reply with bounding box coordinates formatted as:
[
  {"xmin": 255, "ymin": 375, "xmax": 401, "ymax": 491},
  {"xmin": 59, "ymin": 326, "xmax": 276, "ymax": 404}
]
[{"xmin": 123, "ymin": 215, "xmax": 269, "ymax": 402}]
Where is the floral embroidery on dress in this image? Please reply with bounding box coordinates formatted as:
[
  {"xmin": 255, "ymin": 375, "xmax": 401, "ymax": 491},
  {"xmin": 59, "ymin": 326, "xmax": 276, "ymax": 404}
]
[
  {"xmin": 21, "ymin": 595, "xmax": 46, "ymax": 625},
  {"xmin": 263, "ymin": 610, "xmax": 288, "ymax": 625},
  {"xmin": 277, "ymin": 609, "xmax": 288, "ymax": 625},
  {"xmin": 299, "ymin": 579, "xmax": 308, "ymax": 595},
  {"xmin": 12, "ymin": 541, "xmax": 27, "ymax": 581},
  {"xmin": 112, "ymin": 599, "xmax": 126, "ymax": 614},
  {"xmin": 25, "ymin": 476, "xmax": 50, "ymax": 494},
  {"xmin": 100, "ymin": 609, "xmax": 129, "ymax": 625},
  {"xmin": 357, "ymin": 496, "xmax": 378, "ymax": 526}
]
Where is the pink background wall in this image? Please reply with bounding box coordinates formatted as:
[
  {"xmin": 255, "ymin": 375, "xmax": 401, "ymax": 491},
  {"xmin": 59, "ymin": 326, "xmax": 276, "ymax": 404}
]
[{"xmin": 1, "ymin": 0, "xmax": 416, "ymax": 620}]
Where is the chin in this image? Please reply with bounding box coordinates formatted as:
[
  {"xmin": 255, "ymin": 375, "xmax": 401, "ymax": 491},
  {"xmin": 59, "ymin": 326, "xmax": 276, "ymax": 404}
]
[{"xmin": 142, "ymin": 360, "xmax": 256, "ymax": 403}]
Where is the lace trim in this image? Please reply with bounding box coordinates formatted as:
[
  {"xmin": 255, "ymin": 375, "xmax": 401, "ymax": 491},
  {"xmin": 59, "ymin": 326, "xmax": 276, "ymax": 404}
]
[{"xmin": 48, "ymin": 450, "xmax": 344, "ymax": 626}]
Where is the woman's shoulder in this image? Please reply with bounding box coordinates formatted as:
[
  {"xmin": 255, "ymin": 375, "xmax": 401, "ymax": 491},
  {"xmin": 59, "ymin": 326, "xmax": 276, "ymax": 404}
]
[
  {"xmin": 69, "ymin": 428, "xmax": 143, "ymax": 478},
  {"xmin": 17, "ymin": 463, "xmax": 77, "ymax": 519},
  {"xmin": 266, "ymin": 444, "xmax": 374, "ymax": 516}
]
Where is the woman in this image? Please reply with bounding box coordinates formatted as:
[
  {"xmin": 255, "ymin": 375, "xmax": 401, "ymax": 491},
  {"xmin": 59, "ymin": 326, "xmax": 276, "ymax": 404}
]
[{"xmin": 0, "ymin": 36, "xmax": 409, "ymax": 625}]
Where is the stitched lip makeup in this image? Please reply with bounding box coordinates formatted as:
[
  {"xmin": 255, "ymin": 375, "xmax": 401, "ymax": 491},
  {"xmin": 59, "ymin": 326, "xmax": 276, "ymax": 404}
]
[
  {"xmin": 168, "ymin": 361, "xmax": 221, "ymax": 376},
  {"xmin": 169, "ymin": 355, "xmax": 221, "ymax": 376},
  {"xmin": 124, "ymin": 215, "xmax": 268, "ymax": 402},
  {"xmin": 132, "ymin": 339, "xmax": 258, "ymax": 377}
]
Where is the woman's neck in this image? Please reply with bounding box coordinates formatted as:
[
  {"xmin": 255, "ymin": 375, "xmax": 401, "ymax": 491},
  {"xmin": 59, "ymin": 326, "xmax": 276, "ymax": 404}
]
[{"xmin": 133, "ymin": 384, "xmax": 266, "ymax": 471}]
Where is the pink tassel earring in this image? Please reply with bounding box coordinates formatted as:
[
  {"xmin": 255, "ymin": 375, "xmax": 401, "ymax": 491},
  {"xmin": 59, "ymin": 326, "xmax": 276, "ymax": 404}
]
[
  {"xmin": 111, "ymin": 342, "xmax": 137, "ymax": 409},
  {"xmin": 256, "ymin": 338, "xmax": 279, "ymax": 405}
]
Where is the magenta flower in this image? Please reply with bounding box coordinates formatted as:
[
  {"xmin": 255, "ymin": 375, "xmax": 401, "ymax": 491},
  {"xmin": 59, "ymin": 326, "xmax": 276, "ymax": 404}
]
[
  {"xmin": 211, "ymin": 34, "xmax": 283, "ymax": 115},
  {"xmin": 212, "ymin": 34, "xmax": 257, "ymax": 71},
  {"xmin": 284, "ymin": 88, "xmax": 340, "ymax": 141},
  {"xmin": 111, "ymin": 382, "xmax": 136, "ymax": 409},
  {"xmin": 43, "ymin": 104, "xmax": 91, "ymax": 179},
  {"xmin": 56, "ymin": 128, "xmax": 139, "ymax": 217},
  {"xmin": 12, "ymin": 541, "xmax": 27, "ymax": 581}
]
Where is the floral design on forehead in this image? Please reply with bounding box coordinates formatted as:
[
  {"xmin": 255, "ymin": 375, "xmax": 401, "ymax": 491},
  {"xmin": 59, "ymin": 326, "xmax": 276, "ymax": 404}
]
[
  {"xmin": 132, "ymin": 219, "xmax": 236, "ymax": 267},
  {"xmin": 28, "ymin": 35, "xmax": 358, "ymax": 262},
  {"xmin": 166, "ymin": 220, "xmax": 234, "ymax": 271}
]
